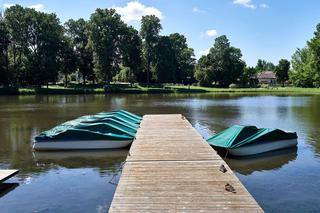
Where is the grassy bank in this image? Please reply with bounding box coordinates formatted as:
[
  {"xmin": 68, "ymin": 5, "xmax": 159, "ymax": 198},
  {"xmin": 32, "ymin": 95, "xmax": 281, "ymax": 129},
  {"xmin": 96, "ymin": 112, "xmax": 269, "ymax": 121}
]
[
  {"xmin": 168, "ymin": 85, "xmax": 320, "ymax": 94},
  {"xmin": 1, "ymin": 84, "xmax": 320, "ymax": 95}
]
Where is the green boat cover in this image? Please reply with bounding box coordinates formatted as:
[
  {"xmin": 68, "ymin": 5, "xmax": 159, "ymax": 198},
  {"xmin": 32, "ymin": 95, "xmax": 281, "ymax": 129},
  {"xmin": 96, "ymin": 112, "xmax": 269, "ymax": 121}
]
[
  {"xmin": 35, "ymin": 128, "xmax": 132, "ymax": 142},
  {"xmin": 81, "ymin": 118, "xmax": 138, "ymax": 133},
  {"xmin": 115, "ymin": 110, "xmax": 142, "ymax": 120},
  {"xmin": 34, "ymin": 110, "xmax": 142, "ymax": 142},
  {"xmin": 96, "ymin": 111, "xmax": 141, "ymax": 124},
  {"xmin": 91, "ymin": 114, "xmax": 140, "ymax": 128},
  {"xmin": 77, "ymin": 114, "xmax": 139, "ymax": 129},
  {"xmin": 207, "ymin": 125, "xmax": 297, "ymax": 149}
]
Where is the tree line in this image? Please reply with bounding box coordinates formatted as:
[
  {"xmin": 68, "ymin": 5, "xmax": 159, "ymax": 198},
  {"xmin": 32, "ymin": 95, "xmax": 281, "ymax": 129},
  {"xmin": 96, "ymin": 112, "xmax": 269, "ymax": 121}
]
[
  {"xmin": 290, "ymin": 24, "xmax": 320, "ymax": 87},
  {"xmin": 0, "ymin": 5, "xmax": 195, "ymax": 88},
  {"xmin": 0, "ymin": 5, "xmax": 318, "ymax": 89}
]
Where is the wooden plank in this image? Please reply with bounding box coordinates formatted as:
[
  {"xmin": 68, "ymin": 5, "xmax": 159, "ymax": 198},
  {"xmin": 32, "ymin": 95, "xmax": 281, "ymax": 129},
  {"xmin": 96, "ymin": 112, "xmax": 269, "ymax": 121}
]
[
  {"xmin": 110, "ymin": 114, "xmax": 263, "ymax": 212},
  {"xmin": 0, "ymin": 170, "xmax": 19, "ymax": 182}
]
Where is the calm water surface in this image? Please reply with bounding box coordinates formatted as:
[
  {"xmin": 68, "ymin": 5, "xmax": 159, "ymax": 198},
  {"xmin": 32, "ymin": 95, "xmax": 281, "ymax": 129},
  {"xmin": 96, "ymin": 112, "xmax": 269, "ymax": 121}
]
[{"xmin": 0, "ymin": 93, "xmax": 320, "ymax": 212}]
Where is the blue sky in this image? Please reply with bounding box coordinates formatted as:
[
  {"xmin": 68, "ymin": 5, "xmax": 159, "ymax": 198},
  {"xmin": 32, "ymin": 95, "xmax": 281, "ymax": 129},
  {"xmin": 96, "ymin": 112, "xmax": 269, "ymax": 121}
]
[{"xmin": 1, "ymin": 0, "xmax": 319, "ymax": 66}]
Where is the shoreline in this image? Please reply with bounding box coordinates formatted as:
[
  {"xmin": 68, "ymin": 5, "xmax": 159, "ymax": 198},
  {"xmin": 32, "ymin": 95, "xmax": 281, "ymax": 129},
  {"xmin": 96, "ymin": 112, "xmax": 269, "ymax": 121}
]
[{"xmin": 1, "ymin": 85, "xmax": 320, "ymax": 95}]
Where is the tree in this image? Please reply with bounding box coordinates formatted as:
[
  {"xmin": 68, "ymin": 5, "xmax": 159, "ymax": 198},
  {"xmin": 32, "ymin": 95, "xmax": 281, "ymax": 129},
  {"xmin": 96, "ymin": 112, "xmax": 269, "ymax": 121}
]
[
  {"xmin": 168, "ymin": 33, "xmax": 195, "ymax": 84},
  {"xmin": 88, "ymin": 8, "xmax": 125, "ymax": 84},
  {"xmin": 290, "ymin": 48, "xmax": 314, "ymax": 87},
  {"xmin": 194, "ymin": 55, "xmax": 214, "ymax": 86},
  {"xmin": 256, "ymin": 59, "xmax": 275, "ymax": 71},
  {"xmin": 153, "ymin": 36, "xmax": 176, "ymax": 83},
  {"xmin": 240, "ymin": 67, "xmax": 258, "ymax": 87},
  {"xmin": 140, "ymin": 15, "xmax": 162, "ymax": 84},
  {"xmin": 308, "ymin": 23, "xmax": 320, "ymax": 87},
  {"xmin": 120, "ymin": 26, "xmax": 142, "ymax": 84},
  {"xmin": 5, "ymin": 5, "xmax": 63, "ymax": 87},
  {"xmin": 195, "ymin": 35, "xmax": 245, "ymax": 87},
  {"xmin": 26, "ymin": 10, "xmax": 62, "ymax": 86},
  {"xmin": 275, "ymin": 59, "xmax": 290, "ymax": 86},
  {"xmin": 65, "ymin": 18, "xmax": 94, "ymax": 84},
  {"xmin": 0, "ymin": 18, "xmax": 10, "ymax": 86},
  {"xmin": 58, "ymin": 37, "xmax": 77, "ymax": 87},
  {"xmin": 4, "ymin": 5, "xmax": 29, "ymax": 85}
]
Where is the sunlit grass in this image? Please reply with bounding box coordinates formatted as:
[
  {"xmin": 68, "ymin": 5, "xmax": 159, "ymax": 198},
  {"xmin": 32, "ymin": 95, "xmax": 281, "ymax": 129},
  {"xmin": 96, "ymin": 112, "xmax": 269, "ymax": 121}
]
[{"xmin": 1, "ymin": 84, "xmax": 320, "ymax": 95}]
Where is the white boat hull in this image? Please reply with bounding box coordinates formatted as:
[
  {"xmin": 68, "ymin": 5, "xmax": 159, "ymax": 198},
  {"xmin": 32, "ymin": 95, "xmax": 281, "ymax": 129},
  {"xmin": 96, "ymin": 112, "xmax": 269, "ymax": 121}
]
[
  {"xmin": 33, "ymin": 140, "xmax": 132, "ymax": 151},
  {"xmin": 228, "ymin": 139, "xmax": 298, "ymax": 156}
]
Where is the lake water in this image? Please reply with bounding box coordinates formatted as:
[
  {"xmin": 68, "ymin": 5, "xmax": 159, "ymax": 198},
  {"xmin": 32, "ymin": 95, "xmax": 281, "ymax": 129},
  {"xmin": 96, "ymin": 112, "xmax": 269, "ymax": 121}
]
[{"xmin": 0, "ymin": 93, "xmax": 320, "ymax": 213}]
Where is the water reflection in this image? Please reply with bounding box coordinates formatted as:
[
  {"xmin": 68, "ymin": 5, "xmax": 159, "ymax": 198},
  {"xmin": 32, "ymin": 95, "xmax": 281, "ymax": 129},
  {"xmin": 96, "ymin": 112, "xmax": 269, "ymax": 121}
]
[
  {"xmin": 0, "ymin": 93, "xmax": 320, "ymax": 212},
  {"xmin": 226, "ymin": 147, "xmax": 298, "ymax": 175},
  {"xmin": 32, "ymin": 149, "xmax": 128, "ymax": 171},
  {"xmin": 0, "ymin": 183, "xmax": 19, "ymax": 198}
]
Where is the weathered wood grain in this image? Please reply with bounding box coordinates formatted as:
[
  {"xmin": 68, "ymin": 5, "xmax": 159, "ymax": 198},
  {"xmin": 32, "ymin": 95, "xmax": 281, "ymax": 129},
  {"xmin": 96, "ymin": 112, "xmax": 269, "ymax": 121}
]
[{"xmin": 109, "ymin": 114, "xmax": 263, "ymax": 213}]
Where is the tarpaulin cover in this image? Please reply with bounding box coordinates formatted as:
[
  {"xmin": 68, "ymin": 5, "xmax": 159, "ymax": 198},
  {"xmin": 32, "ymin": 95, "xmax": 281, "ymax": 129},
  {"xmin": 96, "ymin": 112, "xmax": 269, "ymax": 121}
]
[
  {"xmin": 34, "ymin": 110, "xmax": 142, "ymax": 142},
  {"xmin": 207, "ymin": 125, "xmax": 297, "ymax": 149}
]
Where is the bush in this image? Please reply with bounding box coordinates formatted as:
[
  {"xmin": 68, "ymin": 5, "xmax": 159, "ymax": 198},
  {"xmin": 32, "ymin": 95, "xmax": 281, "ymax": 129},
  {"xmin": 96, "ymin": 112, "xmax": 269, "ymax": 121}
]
[{"xmin": 229, "ymin": 83, "xmax": 241, "ymax": 88}]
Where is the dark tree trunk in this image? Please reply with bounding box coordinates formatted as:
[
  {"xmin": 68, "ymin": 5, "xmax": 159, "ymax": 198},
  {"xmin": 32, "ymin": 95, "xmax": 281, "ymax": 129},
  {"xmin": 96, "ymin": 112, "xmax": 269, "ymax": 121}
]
[
  {"xmin": 64, "ymin": 74, "xmax": 68, "ymax": 87},
  {"xmin": 83, "ymin": 74, "xmax": 86, "ymax": 85}
]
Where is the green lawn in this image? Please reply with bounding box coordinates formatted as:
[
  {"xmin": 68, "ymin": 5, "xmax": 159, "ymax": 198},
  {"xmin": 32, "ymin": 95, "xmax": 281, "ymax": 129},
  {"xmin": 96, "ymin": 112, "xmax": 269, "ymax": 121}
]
[
  {"xmin": 1, "ymin": 84, "xmax": 320, "ymax": 95},
  {"xmin": 168, "ymin": 85, "xmax": 320, "ymax": 94}
]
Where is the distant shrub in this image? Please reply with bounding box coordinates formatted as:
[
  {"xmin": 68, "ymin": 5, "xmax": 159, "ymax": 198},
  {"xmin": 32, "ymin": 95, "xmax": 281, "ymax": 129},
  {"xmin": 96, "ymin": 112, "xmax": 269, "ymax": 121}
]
[{"xmin": 229, "ymin": 83, "xmax": 241, "ymax": 88}]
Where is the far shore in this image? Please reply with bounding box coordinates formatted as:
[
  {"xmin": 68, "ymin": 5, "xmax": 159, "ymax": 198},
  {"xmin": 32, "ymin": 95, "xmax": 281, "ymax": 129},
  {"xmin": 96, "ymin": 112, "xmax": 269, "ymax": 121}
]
[{"xmin": 1, "ymin": 84, "xmax": 320, "ymax": 95}]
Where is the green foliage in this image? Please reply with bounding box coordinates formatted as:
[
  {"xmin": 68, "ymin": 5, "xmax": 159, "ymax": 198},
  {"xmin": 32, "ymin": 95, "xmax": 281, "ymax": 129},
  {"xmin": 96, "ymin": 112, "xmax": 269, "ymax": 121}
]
[
  {"xmin": 275, "ymin": 59, "xmax": 290, "ymax": 86},
  {"xmin": 5, "ymin": 5, "xmax": 30, "ymax": 85},
  {"xmin": 120, "ymin": 26, "xmax": 142, "ymax": 84},
  {"xmin": 195, "ymin": 55, "xmax": 213, "ymax": 86},
  {"xmin": 240, "ymin": 67, "xmax": 258, "ymax": 87},
  {"xmin": 308, "ymin": 23, "xmax": 320, "ymax": 86},
  {"xmin": 168, "ymin": 33, "xmax": 195, "ymax": 84},
  {"xmin": 290, "ymin": 48, "xmax": 314, "ymax": 87},
  {"xmin": 195, "ymin": 35, "xmax": 245, "ymax": 87},
  {"xmin": 65, "ymin": 18, "xmax": 94, "ymax": 84},
  {"xmin": 256, "ymin": 59, "xmax": 276, "ymax": 71},
  {"xmin": 58, "ymin": 37, "xmax": 77, "ymax": 86},
  {"xmin": 0, "ymin": 18, "xmax": 10, "ymax": 86},
  {"xmin": 88, "ymin": 8, "xmax": 125, "ymax": 84},
  {"xmin": 140, "ymin": 15, "xmax": 162, "ymax": 84},
  {"xmin": 2, "ymin": 4, "xmax": 310, "ymax": 91},
  {"xmin": 113, "ymin": 66, "xmax": 131, "ymax": 82},
  {"xmin": 5, "ymin": 5, "xmax": 63, "ymax": 86},
  {"xmin": 152, "ymin": 36, "xmax": 176, "ymax": 83},
  {"xmin": 290, "ymin": 23, "xmax": 320, "ymax": 87}
]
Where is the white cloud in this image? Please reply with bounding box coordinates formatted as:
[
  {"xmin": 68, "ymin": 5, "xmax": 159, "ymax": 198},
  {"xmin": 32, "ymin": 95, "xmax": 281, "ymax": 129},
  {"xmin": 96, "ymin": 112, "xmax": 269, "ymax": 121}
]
[
  {"xmin": 113, "ymin": 1, "xmax": 163, "ymax": 23},
  {"xmin": 28, "ymin": 4, "xmax": 44, "ymax": 12},
  {"xmin": 192, "ymin": 7, "xmax": 206, "ymax": 14},
  {"xmin": 198, "ymin": 48, "xmax": 210, "ymax": 56},
  {"xmin": 2, "ymin": 3, "xmax": 45, "ymax": 12},
  {"xmin": 233, "ymin": 0, "xmax": 256, "ymax": 9},
  {"xmin": 260, "ymin": 3, "xmax": 269, "ymax": 8},
  {"xmin": 206, "ymin": 29, "xmax": 217, "ymax": 37},
  {"xmin": 2, "ymin": 3, "xmax": 15, "ymax": 9}
]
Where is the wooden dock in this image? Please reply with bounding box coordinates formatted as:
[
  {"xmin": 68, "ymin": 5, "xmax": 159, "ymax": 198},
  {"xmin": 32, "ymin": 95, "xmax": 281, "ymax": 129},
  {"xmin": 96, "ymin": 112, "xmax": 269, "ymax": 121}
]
[
  {"xmin": 110, "ymin": 114, "xmax": 263, "ymax": 212},
  {"xmin": 0, "ymin": 170, "xmax": 19, "ymax": 183}
]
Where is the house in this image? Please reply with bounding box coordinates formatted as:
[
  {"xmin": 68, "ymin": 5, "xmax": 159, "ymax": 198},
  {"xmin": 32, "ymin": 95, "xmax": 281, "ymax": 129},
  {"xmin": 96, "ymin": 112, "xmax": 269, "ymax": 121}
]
[{"xmin": 257, "ymin": 71, "xmax": 276, "ymax": 85}]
